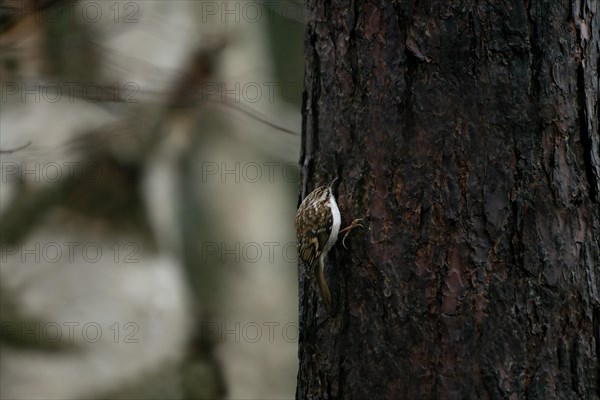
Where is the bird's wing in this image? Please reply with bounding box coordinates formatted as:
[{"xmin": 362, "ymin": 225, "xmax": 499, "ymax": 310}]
[{"xmin": 296, "ymin": 205, "xmax": 333, "ymax": 270}]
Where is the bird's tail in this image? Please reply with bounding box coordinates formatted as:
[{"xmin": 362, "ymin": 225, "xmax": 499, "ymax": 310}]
[{"xmin": 315, "ymin": 257, "xmax": 332, "ymax": 314}]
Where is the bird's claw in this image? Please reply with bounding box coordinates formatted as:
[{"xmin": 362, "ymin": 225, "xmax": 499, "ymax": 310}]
[{"xmin": 341, "ymin": 218, "xmax": 364, "ymax": 248}]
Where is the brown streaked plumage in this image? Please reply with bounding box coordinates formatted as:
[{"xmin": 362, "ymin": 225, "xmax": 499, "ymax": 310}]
[
  {"xmin": 296, "ymin": 179, "xmax": 364, "ymax": 314},
  {"xmin": 295, "ymin": 180, "xmax": 341, "ymax": 314}
]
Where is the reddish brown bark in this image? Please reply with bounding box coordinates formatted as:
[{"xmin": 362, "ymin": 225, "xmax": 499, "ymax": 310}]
[{"xmin": 298, "ymin": 1, "xmax": 599, "ymax": 398}]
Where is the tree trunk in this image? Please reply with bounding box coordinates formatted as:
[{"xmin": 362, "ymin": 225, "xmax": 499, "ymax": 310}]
[{"xmin": 297, "ymin": 1, "xmax": 599, "ymax": 399}]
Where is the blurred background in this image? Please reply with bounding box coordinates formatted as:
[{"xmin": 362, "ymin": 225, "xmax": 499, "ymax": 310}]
[{"xmin": 0, "ymin": 1, "xmax": 303, "ymax": 399}]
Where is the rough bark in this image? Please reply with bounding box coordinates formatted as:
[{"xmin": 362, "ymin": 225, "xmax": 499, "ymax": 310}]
[{"xmin": 298, "ymin": 1, "xmax": 599, "ymax": 399}]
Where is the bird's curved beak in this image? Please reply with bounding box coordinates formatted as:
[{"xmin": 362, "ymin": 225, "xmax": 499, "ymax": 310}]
[
  {"xmin": 327, "ymin": 176, "xmax": 341, "ymax": 193},
  {"xmin": 327, "ymin": 177, "xmax": 339, "ymax": 191}
]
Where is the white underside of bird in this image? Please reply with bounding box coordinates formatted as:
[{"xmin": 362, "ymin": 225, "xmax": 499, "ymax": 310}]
[{"xmin": 323, "ymin": 194, "xmax": 341, "ymax": 255}]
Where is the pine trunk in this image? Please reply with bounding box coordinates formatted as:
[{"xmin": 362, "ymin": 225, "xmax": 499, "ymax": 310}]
[{"xmin": 298, "ymin": 1, "xmax": 600, "ymax": 398}]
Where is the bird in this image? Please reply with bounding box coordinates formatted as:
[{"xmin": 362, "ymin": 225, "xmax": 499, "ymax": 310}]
[{"xmin": 295, "ymin": 178, "xmax": 363, "ymax": 314}]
